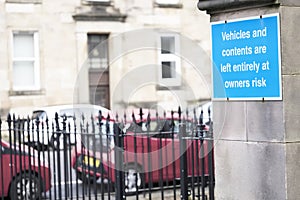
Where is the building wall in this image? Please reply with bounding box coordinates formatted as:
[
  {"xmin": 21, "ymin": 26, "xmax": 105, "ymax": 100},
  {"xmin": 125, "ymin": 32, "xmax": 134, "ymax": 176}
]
[{"xmin": 0, "ymin": 0, "xmax": 211, "ymax": 116}]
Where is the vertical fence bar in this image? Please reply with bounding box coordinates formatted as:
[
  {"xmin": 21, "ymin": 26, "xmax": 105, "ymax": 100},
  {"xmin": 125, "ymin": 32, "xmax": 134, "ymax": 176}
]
[
  {"xmin": 207, "ymin": 108, "xmax": 214, "ymax": 200},
  {"xmin": 7, "ymin": 114, "xmax": 13, "ymax": 199},
  {"xmin": 40, "ymin": 116, "xmax": 47, "ymax": 199},
  {"xmin": 0, "ymin": 117, "xmax": 4, "ymax": 200},
  {"xmin": 73, "ymin": 115, "xmax": 80, "ymax": 200},
  {"xmin": 193, "ymin": 110, "xmax": 201, "ymax": 200},
  {"xmin": 51, "ymin": 120, "xmax": 57, "ymax": 200},
  {"xmin": 62, "ymin": 115, "xmax": 69, "ymax": 200},
  {"xmin": 157, "ymin": 111, "xmax": 164, "ymax": 200},
  {"xmin": 146, "ymin": 112, "xmax": 152, "ymax": 200},
  {"xmin": 85, "ymin": 119, "xmax": 92, "ymax": 200},
  {"xmin": 45, "ymin": 116, "xmax": 52, "ymax": 200},
  {"xmin": 35, "ymin": 114, "xmax": 43, "ymax": 200},
  {"xmin": 163, "ymin": 111, "xmax": 169, "ymax": 192},
  {"xmin": 68, "ymin": 121, "xmax": 73, "ymax": 200},
  {"xmin": 139, "ymin": 109, "xmax": 146, "ymax": 197},
  {"xmin": 114, "ymin": 121, "xmax": 124, "ymax": 200},
  {"xmin": 171, "ymin": 111, "xmax": 177, "ymax": 199},
  {"xmin": 106, "ymin": 114, "xmax": 112, "ymax": 199},
  {"xmin": 55, "ymin": 112, "xmax": 63, "ymax": 200},
  {"xmin": 90, "ymin": 114, "xmax": 97, "ymax": 200},
  {"xmin": 16, "ymin": 116, "xmax": 23, "ymax": 200},
  {"xmin": 199, "ymin": 110, "xmax": 206, "ymax": 200},
  {"xmin": 97, "ymin": 111, "xmax": 105, "ymax": 200},
  {"xmin": 179, "ymin": 107, "xmax": 188, "ymax": 200},
  {"xmin": 189, "ymin": 110, "xmax": 196, "ymax": 200},
  {"xmin": 132, "ymin": 112, "xmax": 139, "ymax": 199}
]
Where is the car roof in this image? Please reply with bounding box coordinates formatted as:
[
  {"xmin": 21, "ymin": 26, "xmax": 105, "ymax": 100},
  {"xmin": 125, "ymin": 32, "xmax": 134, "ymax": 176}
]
[{"xmin": 32, "ymin": 104, "xmax": 112, "ymax": 119}]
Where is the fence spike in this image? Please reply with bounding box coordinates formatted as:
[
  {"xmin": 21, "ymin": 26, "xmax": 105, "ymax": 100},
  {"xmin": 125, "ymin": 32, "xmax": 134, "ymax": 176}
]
[
  {"xmin": 171, "ymin": 110, "xmax": 175, "ymax": 128},
  {"xmin": 200, "ymin": 108, "xmax": 204, "ymax": 125},
  {"xmin": 208, "ymin": 105, "xmax": 211, "ymax": 123},
  {"xmin": 45, "ymin": 115, "xmax": 49, "ymax": 128},
  {"xmin": 124, "ymin": 111, "xmax": 127, "ymax": 124},
  {"xmin": 7, "ymin": 113, "xmax": 11, "ymax": 124},
  {"xmin": 115, "ymin": 112, "xmax": 119, "ymax": 122},
  {"xmin": 132, "ymin": 111, "xmax": 136, "ymax": 124},
  {"xmin": 139, "ymin": 108, "xmax": 143, "ymax": 121},
  {"xmin": 178, "ymin": 106, "xmax": 182, "ymax": 121},
  {"xmin": 193, "ymin": 108, "xmax": 197, "ymax": 123}
]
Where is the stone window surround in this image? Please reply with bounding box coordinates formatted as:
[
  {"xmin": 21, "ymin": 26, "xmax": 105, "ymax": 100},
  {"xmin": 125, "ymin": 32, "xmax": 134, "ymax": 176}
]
[{"xmin": 6, "ymin": 0, "xmax": 42, "ymax": 3}]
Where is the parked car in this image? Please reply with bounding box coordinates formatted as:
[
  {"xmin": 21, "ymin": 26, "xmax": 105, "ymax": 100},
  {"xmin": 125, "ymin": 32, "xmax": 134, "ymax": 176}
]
[
  {"xmin": 25, "ymin": 104, "xmax": 111, "ymax": 149},
  {"xmin": 0, "ymin": 139, "xmax": 51, "ymax": 200},
  {"xmin": 71, "ymin": 109, "xmax": 212, "ymax": 193}
]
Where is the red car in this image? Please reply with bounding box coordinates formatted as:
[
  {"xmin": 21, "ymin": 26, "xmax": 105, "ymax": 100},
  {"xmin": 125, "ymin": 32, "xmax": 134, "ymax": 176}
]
[
  {"xmin": 0, "ymin": 140, "xmax": 51, "ymax": 200},
  {"xmin": 71, "ymin": 109, "xmax": 212, "ymax": 193}
]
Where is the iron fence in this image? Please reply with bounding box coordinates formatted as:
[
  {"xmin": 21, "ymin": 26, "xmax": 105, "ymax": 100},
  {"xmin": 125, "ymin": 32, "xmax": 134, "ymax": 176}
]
[{"xmin": 0, "ymin": 107, "xmax": 214, "ymax": 200}]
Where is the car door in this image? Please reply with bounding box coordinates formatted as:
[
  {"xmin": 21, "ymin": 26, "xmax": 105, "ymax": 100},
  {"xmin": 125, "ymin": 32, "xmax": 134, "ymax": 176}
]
[{"xmin": 0, "ymin": 143, "xmax": 13, "ymax": 197}]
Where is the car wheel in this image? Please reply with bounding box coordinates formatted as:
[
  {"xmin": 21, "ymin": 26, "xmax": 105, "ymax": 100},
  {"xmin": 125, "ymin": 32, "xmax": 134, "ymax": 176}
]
[
  {"xmin": 124, "ymin": 164, "xmax": 143, "ymax": 194},
  {"xmin": 9, "ymin": 172, "xmax": 41, "ymax": 200}
]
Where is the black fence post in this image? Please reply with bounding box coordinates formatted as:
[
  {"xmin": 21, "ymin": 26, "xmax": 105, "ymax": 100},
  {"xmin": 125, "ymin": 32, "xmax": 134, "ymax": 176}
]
[
  {"xmin": 114, "ymin": 122, "xmax": 124, "ymax": 200},
  {"xmin": 0, "ymin": 117, "xmax": 4, "ymax": 200},
  {"xmin": 207, "ymin": 108, "xmax": 215, "ymax": 200},
  {"xmin": 179, "ymin": 107, "xmax": 188, "ymax": 200}
]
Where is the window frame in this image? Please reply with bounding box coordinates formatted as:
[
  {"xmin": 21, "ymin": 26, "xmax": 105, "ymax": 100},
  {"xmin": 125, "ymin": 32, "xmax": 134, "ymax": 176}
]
[
  {"xmin": 11, "ymin": 31, "xmax": 40, "ymax": 91},
  {"xmin": 87, "ymin": 33, "xmax": 109, "ymax": 70},
  {"xmin": 158, "ymin": 33, "xmax": 181, "ymax": 87}
]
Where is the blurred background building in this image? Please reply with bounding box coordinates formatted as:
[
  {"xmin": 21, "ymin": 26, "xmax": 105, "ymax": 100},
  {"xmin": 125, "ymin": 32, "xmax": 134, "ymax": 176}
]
[{"xmin": 0, "ymin": 0, "xmax": 211, "ymax": 116}]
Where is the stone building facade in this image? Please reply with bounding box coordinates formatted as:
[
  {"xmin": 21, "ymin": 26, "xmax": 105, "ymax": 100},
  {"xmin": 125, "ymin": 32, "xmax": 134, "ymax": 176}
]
[{"xmin": 0, "ymin": 0, "xmax": 211, "ymax": 116}]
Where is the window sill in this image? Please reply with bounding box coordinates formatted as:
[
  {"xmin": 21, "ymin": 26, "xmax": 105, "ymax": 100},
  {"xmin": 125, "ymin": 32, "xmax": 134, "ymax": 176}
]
[
  {"xmin": 156, "ymin": 85, "xmax": 182, "ymax": 91},
  {"xmin": 9, "ymin": 89, "xmax": 45, "ymax": 96},
  {"xmin": 82, "ymin": 0, "xmax": 112, "ymax": 6},
  {"xmin": 155, "ymin": 3, "xmax": 183, "ymax": 9},
  {"xmin": 6, "ymin": 0, "xmax": 42, "ymax": 4}
]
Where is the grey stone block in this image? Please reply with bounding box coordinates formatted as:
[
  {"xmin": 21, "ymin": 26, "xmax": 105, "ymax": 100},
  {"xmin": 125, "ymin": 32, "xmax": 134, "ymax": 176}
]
[
  {"xmin": 213, "ymin": 101, "xmax": 247, "ymax": 141},
  {"xmin": 246, "ymin": 101, "xmax": 285, "ymax": 142},
  {"xmin": 215, "ymin": 140, "xmax": 286, "ymax": 200},
  {"xmin": 281, "ymin": 7, "xmax": 300, "ymax": 75},
  {"xmin": 283, "ymin": 75, "xmax": 300, "ymax": 141},
  {"xmin": 286, "ymin": 143, "xmax": 300, "ymax": 199}
]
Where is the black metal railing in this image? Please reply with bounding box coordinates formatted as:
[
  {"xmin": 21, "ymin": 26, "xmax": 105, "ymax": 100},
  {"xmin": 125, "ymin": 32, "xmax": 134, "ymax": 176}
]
[{"xmin": 0, "ymin": 107, "xmax": 214, "ymax": 200}]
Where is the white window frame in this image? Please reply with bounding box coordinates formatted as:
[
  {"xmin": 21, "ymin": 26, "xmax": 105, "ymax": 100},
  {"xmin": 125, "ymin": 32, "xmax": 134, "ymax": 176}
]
[
  {"xmin": 158, "ymin": 33, "xmax": 181, "ymax": 86},
  {"xmin": 11, "ymin": 31, "xmax": 40, "ymax": 91}
]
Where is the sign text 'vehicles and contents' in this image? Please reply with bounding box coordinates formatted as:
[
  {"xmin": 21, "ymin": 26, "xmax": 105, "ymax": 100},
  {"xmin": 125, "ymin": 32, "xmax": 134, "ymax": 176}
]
[{"xmin": 211, "ymin": 14, "xmax": 281, "ymax": 100}]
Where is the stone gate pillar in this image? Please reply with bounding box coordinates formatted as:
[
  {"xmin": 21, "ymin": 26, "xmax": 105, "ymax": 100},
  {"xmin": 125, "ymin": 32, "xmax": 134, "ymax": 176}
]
[{"xmin": 197, "ymin": 1, "xmax": 300, "ymax": 199}]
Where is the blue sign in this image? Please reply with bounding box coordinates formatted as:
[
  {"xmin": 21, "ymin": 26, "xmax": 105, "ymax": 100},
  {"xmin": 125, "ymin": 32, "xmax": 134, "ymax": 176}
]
[{"xmin": 211, "ymin": 14, "xmax": 281, "ymax": 100}]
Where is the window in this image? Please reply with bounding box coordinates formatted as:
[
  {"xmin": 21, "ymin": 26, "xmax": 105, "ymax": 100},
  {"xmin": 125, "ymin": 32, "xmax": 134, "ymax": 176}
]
[
  {"xmin": 88, "ymin": 34, "xmax": 109, "ymax": 69},
  {"xmin": 158, "ymin": 34, "xmax": 181, "ymax": 86},
  {"xmin": 89, "ymin": 86, "xmax": 110, "ymax": 109},
  {"xmin": 12, "ymin": 31, "xmax": 40, "ymax": 91}
]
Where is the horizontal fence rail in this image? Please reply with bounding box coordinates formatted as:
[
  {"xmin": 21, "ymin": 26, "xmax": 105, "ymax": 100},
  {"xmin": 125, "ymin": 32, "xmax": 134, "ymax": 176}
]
[{"xmin": 0, "ymin": 107, "xmax": 214, "ymax": 200}]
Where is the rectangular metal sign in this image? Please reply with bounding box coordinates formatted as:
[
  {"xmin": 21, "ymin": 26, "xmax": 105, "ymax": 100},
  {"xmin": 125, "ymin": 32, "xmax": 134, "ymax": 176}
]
[{"xmin": 211, "ymin": 14, "xmax": 281, "ymax": 100}]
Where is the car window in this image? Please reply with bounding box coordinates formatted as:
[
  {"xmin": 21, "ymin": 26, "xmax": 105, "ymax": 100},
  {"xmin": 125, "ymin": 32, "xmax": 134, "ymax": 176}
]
[
  {"xmin": 81, "ymin": 120, "xmax": 115, "ymax": 151},
  {"xmin": 32, "ymin": 110, "xmax": 47, "ymax": 120}
]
